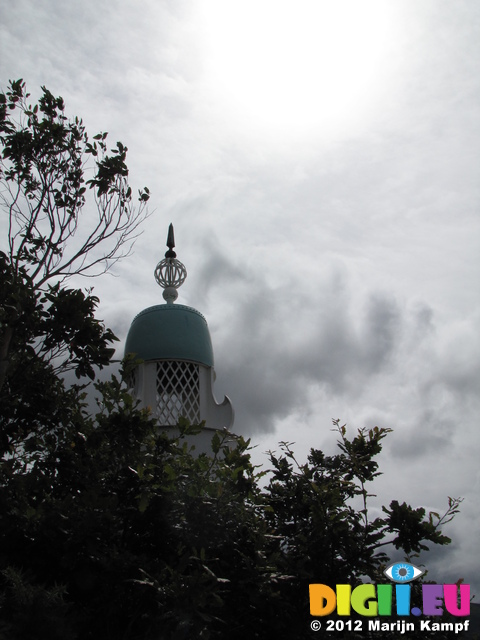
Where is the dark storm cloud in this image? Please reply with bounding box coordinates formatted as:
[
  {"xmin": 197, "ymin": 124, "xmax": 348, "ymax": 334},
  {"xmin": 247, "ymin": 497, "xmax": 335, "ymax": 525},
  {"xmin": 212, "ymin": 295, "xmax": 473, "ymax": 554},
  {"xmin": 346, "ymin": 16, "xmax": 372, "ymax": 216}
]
[
  {"xmin": 393, "ymin": 411, "xmax": 454, "ymax": 460},
  {"xmin": 361, "ymin": 294, "xmax": 402, "ymax": 373},
  {"xmin": 192, "ymin": 235, "xmax": 245, "ymax": 301},
  {"xmin": 196, "ymin": 247, "xmax": 413, "ymax": 436}
]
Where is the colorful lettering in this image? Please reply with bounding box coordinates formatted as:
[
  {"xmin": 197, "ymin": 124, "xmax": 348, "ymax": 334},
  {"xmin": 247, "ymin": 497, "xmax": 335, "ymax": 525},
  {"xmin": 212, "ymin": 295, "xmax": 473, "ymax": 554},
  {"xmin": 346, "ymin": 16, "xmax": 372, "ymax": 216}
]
[{"xmin": 444, "ymin": 584, "xmax": 470, "ymax": 616}]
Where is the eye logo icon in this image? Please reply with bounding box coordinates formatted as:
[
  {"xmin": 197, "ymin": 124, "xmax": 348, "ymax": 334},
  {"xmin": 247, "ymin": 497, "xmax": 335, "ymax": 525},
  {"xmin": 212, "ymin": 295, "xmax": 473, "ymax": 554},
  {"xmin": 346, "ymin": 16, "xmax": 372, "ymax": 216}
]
[{"xmin": 384, "ymin": 562, "xmax": 424, "ymax": 583}]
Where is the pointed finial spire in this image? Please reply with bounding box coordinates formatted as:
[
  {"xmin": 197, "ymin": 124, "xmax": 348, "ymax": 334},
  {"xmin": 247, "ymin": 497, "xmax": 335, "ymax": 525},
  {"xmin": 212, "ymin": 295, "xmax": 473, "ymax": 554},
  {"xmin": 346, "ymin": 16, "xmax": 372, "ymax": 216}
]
[
  {"xmin": 165, "ymin": 223, "xmax": 176, "ymax": 258},
  {"xmin": 154, "ymin": 223, "xmax": 187, "ymax": 303}
]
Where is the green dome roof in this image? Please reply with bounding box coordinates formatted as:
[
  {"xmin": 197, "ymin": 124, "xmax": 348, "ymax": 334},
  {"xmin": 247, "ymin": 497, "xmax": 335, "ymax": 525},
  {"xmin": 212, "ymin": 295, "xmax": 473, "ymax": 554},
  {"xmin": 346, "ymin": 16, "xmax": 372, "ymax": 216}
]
[{"xmin": 125, "ymin": 304, "xmax": 214, "ymax": 367}]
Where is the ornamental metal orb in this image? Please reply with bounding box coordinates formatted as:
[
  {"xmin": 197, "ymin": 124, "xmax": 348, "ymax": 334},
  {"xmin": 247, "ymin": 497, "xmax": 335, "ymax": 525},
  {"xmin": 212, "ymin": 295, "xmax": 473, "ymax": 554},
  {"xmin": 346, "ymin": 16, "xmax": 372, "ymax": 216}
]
[{"xmin": 154, "ymin": 257, "xmax": 187, "ymax": 303}]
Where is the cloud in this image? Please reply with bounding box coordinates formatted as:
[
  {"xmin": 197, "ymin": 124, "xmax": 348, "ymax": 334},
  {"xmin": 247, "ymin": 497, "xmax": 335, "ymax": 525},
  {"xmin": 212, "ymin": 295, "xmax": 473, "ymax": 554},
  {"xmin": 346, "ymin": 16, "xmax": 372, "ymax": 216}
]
[{"xmin": 197, "ymin": 244, "xmax": 448, "ymax": 438}]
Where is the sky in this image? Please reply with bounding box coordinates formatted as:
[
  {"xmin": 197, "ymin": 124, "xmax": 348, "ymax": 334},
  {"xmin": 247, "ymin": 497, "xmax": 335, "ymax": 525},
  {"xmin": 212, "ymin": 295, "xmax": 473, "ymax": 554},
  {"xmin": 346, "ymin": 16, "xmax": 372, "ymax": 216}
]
[{"xmin": 1, "ymin": 0, "xmax": 479, "ymax": 596}]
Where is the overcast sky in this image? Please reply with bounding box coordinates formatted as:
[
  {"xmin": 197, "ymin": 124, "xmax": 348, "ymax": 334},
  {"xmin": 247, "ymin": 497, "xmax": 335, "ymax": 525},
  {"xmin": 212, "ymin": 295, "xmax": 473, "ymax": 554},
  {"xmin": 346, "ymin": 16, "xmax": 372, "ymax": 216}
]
[{"xmin": 1, "ymin": 0, "xmax": 479, "ymax": 595}]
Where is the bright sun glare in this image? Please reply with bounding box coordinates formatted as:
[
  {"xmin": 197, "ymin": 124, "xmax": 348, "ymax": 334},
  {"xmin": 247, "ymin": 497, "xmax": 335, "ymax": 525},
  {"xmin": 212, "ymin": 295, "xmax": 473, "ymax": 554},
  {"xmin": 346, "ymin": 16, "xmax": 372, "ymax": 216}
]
[{"xmin": 199, "ymin": 0, "xmax": 393, "ymax": 135}]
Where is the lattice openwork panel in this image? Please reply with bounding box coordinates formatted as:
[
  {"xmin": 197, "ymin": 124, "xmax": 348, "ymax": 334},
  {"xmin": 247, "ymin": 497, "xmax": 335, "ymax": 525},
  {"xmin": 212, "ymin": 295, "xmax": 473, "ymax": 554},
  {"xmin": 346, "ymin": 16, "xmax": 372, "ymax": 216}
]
[{"xmin": 156, "ymin": 361, "xmax": 200, "ymax": 426}]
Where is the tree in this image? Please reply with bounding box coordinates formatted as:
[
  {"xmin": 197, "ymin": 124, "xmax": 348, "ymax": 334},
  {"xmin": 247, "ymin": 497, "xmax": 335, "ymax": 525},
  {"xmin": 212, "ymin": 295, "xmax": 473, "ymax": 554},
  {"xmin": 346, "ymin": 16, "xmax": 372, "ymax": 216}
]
[
  {"xmin": 0, "ymin": 382, "xmax": 462, "ymax": 639},
  {"xmin": 261, "ymin": 423, "xmax": 462, "ymax": 637},
  {"xmin": 0, "ymin": 79, "xmax": 150, "ymax": 392},
  {"xmin": 0, "ymin": 79, "xmax": 149, "ymax": 461}
]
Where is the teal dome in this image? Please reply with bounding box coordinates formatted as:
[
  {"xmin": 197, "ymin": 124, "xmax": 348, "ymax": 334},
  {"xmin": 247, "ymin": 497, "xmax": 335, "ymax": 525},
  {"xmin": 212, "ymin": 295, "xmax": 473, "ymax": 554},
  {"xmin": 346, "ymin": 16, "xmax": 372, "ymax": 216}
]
[{"xmin": 125, "ymin": 304, "xmax": 214, "ymax": 367}]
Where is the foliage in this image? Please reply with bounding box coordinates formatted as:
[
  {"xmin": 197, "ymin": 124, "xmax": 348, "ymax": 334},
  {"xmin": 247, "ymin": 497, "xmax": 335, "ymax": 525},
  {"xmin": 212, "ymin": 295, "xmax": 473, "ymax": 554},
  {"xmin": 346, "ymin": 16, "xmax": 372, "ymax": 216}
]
[
  {"xmin": 0, "ymin": 78, "xmax": 149, "ymax": 392},
  {"xmin": 0, "ymin": 384, "xmax": 461, "ymax": 639},
  {"xmin": 260, "ymin": 423, "xmax": 461, "ymax": 637},
  {"xmin": 0, "ymin": 249, "xmax": 117, "ymax": 458},
  {"xmin": 0, "ymin": 79, "xmax": 149, "ymax": 460}
]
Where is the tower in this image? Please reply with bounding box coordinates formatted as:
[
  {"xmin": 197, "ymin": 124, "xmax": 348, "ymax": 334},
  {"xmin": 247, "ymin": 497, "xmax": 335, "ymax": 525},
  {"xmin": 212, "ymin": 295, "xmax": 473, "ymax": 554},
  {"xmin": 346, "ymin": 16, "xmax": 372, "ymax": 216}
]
[{"xmin": 124, "ymin": 225, "xmax": 234, "ymax": 444}]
